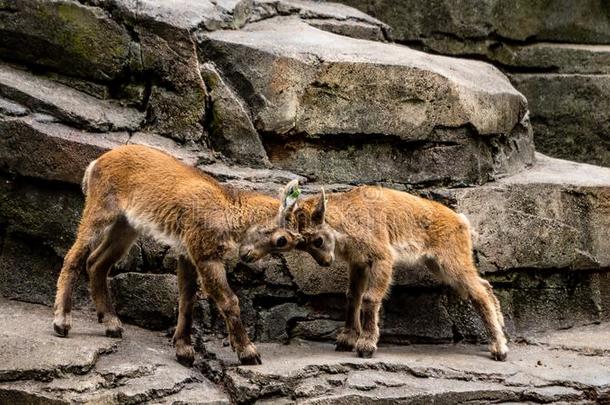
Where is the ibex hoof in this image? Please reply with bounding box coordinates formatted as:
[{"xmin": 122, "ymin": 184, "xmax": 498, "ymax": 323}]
[
  {"xmin": 357, "ymin": 349, "xmax": 374, "ymax": 358},
  {"xmin": 492, "ymin": 350, "xmax": 508, "ymax": 361},
  {"xmin": 490, "ymin": 341, "xmax": 508, "ymax": 361},
  {"xmin": 239, "ymin": 352, "xmax": 262, "ymax": 365},
  {"xmin": 105, "ymin": 328, "xmax": 123, "ymax": 338},
  {"xmin": 239, "ymin": 344, "xmax": 262, "ymax": 365},
  {"xmin": 175, "ymin": 343, "xmax": 195, "ymax": 367},
  {"xmin": 53, "ymin": 322, "xmax": 70, "ymax": 337},
  {"xmin": 177, "ymin": 353, "xmax": 195, "ymax": 367}
]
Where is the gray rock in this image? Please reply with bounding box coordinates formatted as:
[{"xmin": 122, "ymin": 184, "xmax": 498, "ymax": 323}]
[
  {"xmin": 284, "ymin": 251, "xmax": 349, "ymax": 296},
  {"xmin": 0, "ymin": 173, "xmax": 83, "ymax": 255},
  {"xmin": 252, "ymin": 0, "xmax": 391, "ymax": 40},
  {"xmin": 103, "ymin": 0, "xmax": 253, "ymax": 31},
  {"xmin": 511, "ymin": 74, "xmax": 610, "ymax": 167},
  {"xmin": 305, "ymin": 18, "xmax": 386, "ymax": 41},
  {"xmin": 110, "ymin": 272, "xmax": 178, "ymax": 330},
  {"xmin": 257, "ymin": 302, "xmax": 309, "ymax": 342},
  {"xmin": 200, "ymin": 17, "xmax": 533, "ymax": 186},
  {"xmin": 492, "ymin": 43, "xmax": 610, "ymax": 75},
  {"xmin": 382, "ymin": 291, "xmax": 454, "ymax": 343},
  {"xmin": 450, "ymin": 153, "xmax": 610, "ymax": 272},
  {"xmin": 338, "ymin": 0, "xmax": 610, "ymax": 45},
  {"xmin": 291, "ymin": 319, "xmax": 343, "ymax": 341},
  {"xmin": 0, "ymin": 63, "xmax": 144, "ymax": 132},
  {"xmin": 205, "ymin": 333, "xmax": 609, "ymax": 403},
  {"xmin": 0, "ymin": 97, "xmax": 27, "ymax": 116},
  {"xmin": 0, "ymin": 0, "xmax": 136, "ymax": 81},
  {"xmin": 200, "ymin": 63, "xmax": 270, "ymax": 167},
  {"xmin": 0, "ymin": 115, "xmax": 128, "ymax": 184},
  {"xmin": 0, "ymin": 234, "xmax": 89, "ymax": 308},
  {"xmin": 0, "ymin": 298, "xmax": 229, "ymax": 404}
]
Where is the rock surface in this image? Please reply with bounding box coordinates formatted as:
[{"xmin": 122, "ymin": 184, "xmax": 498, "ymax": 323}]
[
  {"xmin": 2, "ymin": 298, "xmax": 609, "ymax": 404},
  {"xmin": 511, "ymin": 73, "xmax": 610, "ymax": 166},
  {"xmin": 0, "ymin": 298, "xmax": 229, "ymax": 404},
  {"xmin": 336, "ymin": 0, "xmax": 610, "ymax": 167},
  {"xmin": 201, "ymin": 17, "xmax": 533, "ymax": 186},
  {"xmin": 338, "ymin": 0, "xmax": 610, "ymax": 45}
]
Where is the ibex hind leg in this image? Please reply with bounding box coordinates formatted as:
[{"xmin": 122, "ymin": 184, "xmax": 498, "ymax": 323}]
[
  {"xmin": 173, "ymin": 256, "xmax": 199, "ymax": 367},
  {"xmin": 86, "ymin": 215, "xmax": 138, "ymax": 338},
  {"xmin": 53, "ymin": 210, "xmax": 112, "ymax": 337},
  {"xmin": 436, "ymin": 256, "xmax": 508, "ymax": 361}
]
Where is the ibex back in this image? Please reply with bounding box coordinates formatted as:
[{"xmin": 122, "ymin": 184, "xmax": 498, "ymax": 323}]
[{"xmin": 53, "ymin": 144, "xmax": 301, "ymax": 366}]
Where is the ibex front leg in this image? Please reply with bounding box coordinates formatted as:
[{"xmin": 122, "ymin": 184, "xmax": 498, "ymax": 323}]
[
  {"xmin": 196, "ymin": 259, "xmax": 261, "ymax": 365},
  {"xmin": 336, "ymin": 263, "xmax": 367, "ymax": 352},
  {"xmin": 356, "ymin": 259, "xmax": 393, "ymax": 358}
]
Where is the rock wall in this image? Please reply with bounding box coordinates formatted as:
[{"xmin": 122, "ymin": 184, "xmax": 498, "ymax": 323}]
[
  {"xmin": 338, "ymin": 0, "xmax": 610, "ymax": 167},
  {"xmin": 1, "ymin": 0, "xmax": 610, "ymax": 348}
]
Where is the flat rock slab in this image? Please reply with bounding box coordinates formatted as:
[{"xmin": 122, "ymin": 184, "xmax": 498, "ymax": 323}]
[
  {"xmin": 452, "ymin": 153, "xmax": 610, "ymax": 272},
  {"xmin": 0, "ymin": 64, "xmax": 144, "ymax": 132},
  {"xmin": 0, "ymin": 298, "xmax": 229, "ymax": 404},
  {"xmin": 206, "ymin": 325, "xmax": 610, "ymax": 403},
  {"xmin": 1, "ymin": 286, "xmax": 610, "ymax": 403}
]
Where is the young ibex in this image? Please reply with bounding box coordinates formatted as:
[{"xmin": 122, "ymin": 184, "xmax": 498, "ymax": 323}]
[
  {"xmin": 53, "ymin": 144, "xmax": 302, "ymax": 366},
  {"xmin": 241, "ymin": 185, "xmax": 508, "ymax": 361}
]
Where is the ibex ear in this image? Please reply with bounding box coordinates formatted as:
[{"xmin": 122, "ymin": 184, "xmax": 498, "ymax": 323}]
[
  {"xmin": 278, "ymin": 179, "xmax": 301, "ymax": 227},
  {"xmin": 311, "ymin": 187, "xmax": 327, "ymax": 225}
]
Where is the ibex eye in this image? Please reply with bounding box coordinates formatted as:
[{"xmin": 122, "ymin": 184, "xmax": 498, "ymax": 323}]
[
  {"xmin": 313, "ymin": 237, "xmax": 324, "ymax": 248},
  {"xmin": 276, "ymin": 236, "xmax": 287, "ymax": 247}
]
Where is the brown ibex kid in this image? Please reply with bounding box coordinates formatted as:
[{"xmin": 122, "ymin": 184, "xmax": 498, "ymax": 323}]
[
  {"xmin": 240, "ymin": 185, "xmax": 508, "ymax": 361},
  {"xmin": 53, "ymin": 144, "xmax": 302, "ymax": 366}
]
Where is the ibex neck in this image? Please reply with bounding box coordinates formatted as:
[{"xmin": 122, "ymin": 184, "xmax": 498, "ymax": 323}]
[{"xmin": 223, "ymin": 186, "xmax": 279, "ymax": 239}]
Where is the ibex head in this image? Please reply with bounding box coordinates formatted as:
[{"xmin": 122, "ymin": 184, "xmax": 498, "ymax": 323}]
[
  {"xmin": 292, "ymin": 188, "xmax": 336, "ymax": 267},
  {"xmin": 239, "ymin": 179, "xmax": 304, "ymax": 263}
]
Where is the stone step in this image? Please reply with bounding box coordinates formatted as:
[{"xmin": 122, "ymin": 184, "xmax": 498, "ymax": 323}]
[
  {"xmin": 2, "ymin": 298, "xmax": 608, "ymax": 404},
  {"xmin": 337, "ymin": 0, "xmax": 610, "ymax": 46},
  {"xmin": 510, "ymin": 73, "xmax": 610, "ymax": 167},
  {"xmin": 205, "ymin": 324, "xmax": 610, "ymax": 403},
  {"xmin": 0, "ymin": 64, "xmax": 144, "ymax": 132},
  {"xmin": 0, "ymin": 298, "xmax": 229, "ymax": 404}
]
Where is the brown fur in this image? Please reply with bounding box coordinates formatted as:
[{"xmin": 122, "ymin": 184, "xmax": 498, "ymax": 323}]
[
  {"xmin": 53, "ymin": 145, "xmax": 301, "ymax": 366},
  {"xmin": 244, "ymin": 185, "xmax": 509, "ymax": 361}
]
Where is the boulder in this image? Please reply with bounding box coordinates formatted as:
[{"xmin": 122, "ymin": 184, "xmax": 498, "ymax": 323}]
[
  {"xmin": 200, "ymin": 17, "xmax": 533, "ymax": 186},
  {"xmin": 0, "ymin": 0, "xmax": 135, "ymax": 81},
  {"xmin": 200, "ymin": 63, "xmax": 270, "ymax": 167},
  {"xmin": 338, "ymin": 0, "xmax": 610, "ymax": 45},
  {"xmin": 0, "ymin": 115, "xmax": 128, "ymax": 184},
  {"xmin": 452, "ymin": 153, "xmax": 610, "ymax": 272},
  {"xmin": 257, "ymin": 302, "xmax": 309, "ymax": 342},
  {"xmin": 206, "ymin": 331, "xmax": 610, "ymax": 404},
  {"xmin": 511, "ymin": 74, "xmax": 610, "ymax": 167},
  {"xmin": 0, "ymin": 298, "xmax": 229, "ymax": 404},
  {"xmin": 0, "ymin": 234, "xmax": 89, "ymax": 307},
  {"xmin": 251, "ymin": 0, "xmax": 391, "ymax": 41},
  {"xmin": 0, "ymin": 63, "xmax": 144, "ymax": 132},
  {"xmin": 110, "ymin": 273, "xmax": 178, "ymax": 330},
  {"xmin": 491, "ymin": 43, "xmax": 610, "ymax": 75}
]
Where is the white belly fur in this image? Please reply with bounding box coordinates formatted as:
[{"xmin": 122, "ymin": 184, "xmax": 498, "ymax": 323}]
[
  {"xmin": 124, "ymin": 210, "xmax": 184, "ymax": 251},
  {"xmin": 390, "ymin": 240, "xmax": 426, "ymax": 266}
]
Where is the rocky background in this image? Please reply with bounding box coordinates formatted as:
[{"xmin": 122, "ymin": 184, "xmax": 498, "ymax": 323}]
[
  {"xmin": 0, "ymin": 0, "xmax": 610, "ymax": 378},
  {"xmin": 339, "ymin": 0, "xmax": 610, "ymax": 167}
]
